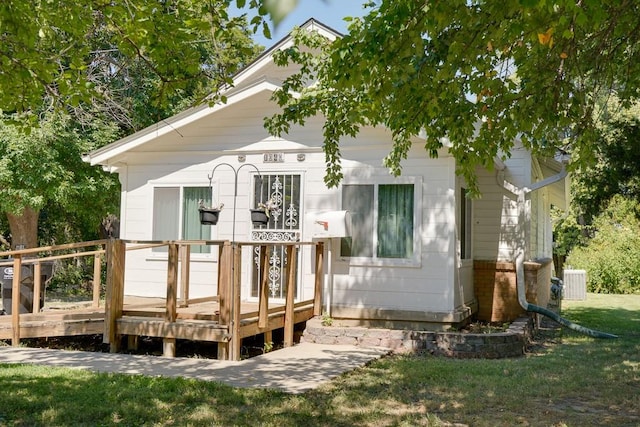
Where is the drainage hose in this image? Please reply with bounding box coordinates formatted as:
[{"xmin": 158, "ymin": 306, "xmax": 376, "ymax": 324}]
[
  {"xmin": 524, "ymin": 301, "xmax": 618, "ymax": 339},
  {"xmin": 515, "ymin": 252, "xmax": 617, "ymax": 339}
]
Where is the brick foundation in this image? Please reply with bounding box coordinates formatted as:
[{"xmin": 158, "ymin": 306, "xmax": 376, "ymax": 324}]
[
  {"xmin": 473, "ymin": 259, "xmax": 553, "ymax": 323},
  {"xmin": 474, "ymin": 261, "xmax": 523, "ymax": 322}
]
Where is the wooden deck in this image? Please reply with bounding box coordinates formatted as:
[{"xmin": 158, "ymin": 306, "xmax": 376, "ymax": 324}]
[{"xmin": 0, "ymin": 239, "xmax": 324, "ymax": 361}]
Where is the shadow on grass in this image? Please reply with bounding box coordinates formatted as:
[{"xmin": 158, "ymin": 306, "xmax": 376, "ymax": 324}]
[
  {"xmin": 0, "ymin": 364, "xmax": 361, "ymax": 427},
  {"xmin": 304, "ymin": 301, "xmax": 640, "ymax": 427},
  {"xmin": 1, "ymin": 296, "xmax": 638, "ymax": 427}
]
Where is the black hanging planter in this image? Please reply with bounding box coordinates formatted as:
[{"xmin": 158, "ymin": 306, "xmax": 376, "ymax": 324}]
[
  {"xmin": 199, "ymin": 208, "xmax": 221, "ymax": 225},
  {"xmin": 250, "ymin": 209, "xmax": 269, "ymax": 227}
]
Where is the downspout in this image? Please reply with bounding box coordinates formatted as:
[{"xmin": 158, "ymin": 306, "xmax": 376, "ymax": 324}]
[{"xmin": 505, "ymin": 163, "xmax": 617, "ymax": 339}]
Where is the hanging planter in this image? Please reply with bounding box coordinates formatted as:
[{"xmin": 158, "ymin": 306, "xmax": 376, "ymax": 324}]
[
  {"xmin": 199, "ymin": 208, "xmax": 221, "ymax": 225},
  {"xmin": 199, "ymin": 200, "xmax": 223, "ymax": 225},
  {"xmin": 250, "ymin": 209, "xmax": 269, "ymax": 227},
  {"xmin": 251, "ymin": 198, "xmax": 277, "ymax": 227}
]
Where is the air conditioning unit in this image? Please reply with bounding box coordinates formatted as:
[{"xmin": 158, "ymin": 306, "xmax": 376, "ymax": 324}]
[{"xmin": 563, "ymin": 269, "xmax": 587, "ymax": 300}]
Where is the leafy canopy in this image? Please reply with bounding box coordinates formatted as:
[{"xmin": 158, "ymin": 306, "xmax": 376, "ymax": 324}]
[
  {"xmin": 571, "ymin": 99, "xmax": 640, "ymax": 222},
  {"xmin": 0, "ymin": 111, "xmax": 120, "ymax": 216},
  {"xmin": 0, "ymin": 0, "xmax": 269, "ymax": 114},
  {"xmin": 0, "ymin": 1, "xmax": 265, "ymax": 246},
  {"xmin": 266, "ymin": 0, "xmax": 640, "ymax": 192}
]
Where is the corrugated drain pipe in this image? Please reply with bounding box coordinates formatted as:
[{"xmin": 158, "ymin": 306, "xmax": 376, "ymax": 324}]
[{"xmin": 502, "ymin": 163, "xmax": 617, "ymax": 339}]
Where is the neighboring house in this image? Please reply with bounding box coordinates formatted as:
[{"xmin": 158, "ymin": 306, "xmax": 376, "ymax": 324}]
[{"xmin": 84, "ymin": 19, "xmax": 568, "ymax": 330}]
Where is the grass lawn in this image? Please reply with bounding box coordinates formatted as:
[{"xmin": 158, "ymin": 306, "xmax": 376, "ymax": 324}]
[{"xmin": 1, "ymin": 293, "xmax": 638, "ymax": 426}]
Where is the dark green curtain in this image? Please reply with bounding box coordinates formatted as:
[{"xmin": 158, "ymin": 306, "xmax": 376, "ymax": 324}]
[
  {"xmin": 183, "ymin": 187, "xmax": 212, "ymax": 253},
  {"xmin": 377, "ymin": 184, "xmax": 414, "ymax": 258}
]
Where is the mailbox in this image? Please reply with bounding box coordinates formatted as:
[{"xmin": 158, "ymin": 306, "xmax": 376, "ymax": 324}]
[{"xmin": 309, "ymin": 210, "xmax": 352, "ymax": 238}]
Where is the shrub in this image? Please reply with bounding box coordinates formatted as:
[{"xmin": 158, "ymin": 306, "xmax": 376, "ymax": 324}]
[
  {"xmin": 47, "ymin": 256, "xmax": 103, "ymax": 298},
  {"xmin": 567, "ymin": 195, "xmax": 640, "ymax": 294}
]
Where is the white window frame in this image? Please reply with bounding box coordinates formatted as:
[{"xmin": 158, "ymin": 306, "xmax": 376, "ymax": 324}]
[
  {"xmin": 149, "ymin": 183, "xmax": 216, "ymax": 260},
  {"xmin": 338, "ymin": 176, "xmax": 422, "ymax": 267}
]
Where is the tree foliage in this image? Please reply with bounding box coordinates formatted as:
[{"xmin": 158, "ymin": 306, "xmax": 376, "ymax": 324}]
[
  {"xmin": 0, "ymin": 0, "xmax": 264, "ymax": 116},
  {"xmin": 0, "ymin": 1, "xmax": 265, "ymax": 248},
  {"xmin": 571, "ymin": 100, "xmax": 640, "ymax": 223},
  {"xmin": 0, "ymin": 112, "xmax": 121, "ymax": 245},
  {"xmin": 567, "ymin": 195, "xmax": 640, "ymax": 294},
  {"xmin": 82, "ymin": 7, "xmax": 261, "ymax": 133},
  {"xmin": 265, "ymin": 0, "xmax": 640, "ymax": 192}
]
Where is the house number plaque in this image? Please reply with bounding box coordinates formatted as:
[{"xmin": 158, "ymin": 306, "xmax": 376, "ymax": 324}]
[{"xmin": 263, "ymin": 153, "xmax": 284, "ymax": 163}]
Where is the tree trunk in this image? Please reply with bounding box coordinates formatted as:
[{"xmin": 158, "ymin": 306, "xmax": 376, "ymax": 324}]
[{"xmin": 6, "ymin": 207, "xmax": 39, "ymax": 249}]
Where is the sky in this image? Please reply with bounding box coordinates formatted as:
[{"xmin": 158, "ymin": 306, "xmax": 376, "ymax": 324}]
[{"xmin": 234, "ymin": 0, "xmax": 371, "ymax": 47}]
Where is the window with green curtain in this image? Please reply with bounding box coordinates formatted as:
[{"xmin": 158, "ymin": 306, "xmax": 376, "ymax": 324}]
[
  {"xmin": 341, "ymin": 183, "xmax": 414, "ymax": 259},
  {"xmin": 378, "ymin": 184, "xmax": 414, "ymax": 258},
  {"xmin": 183, "ymin": 187, "xmax": 212, "ymax": 253}
]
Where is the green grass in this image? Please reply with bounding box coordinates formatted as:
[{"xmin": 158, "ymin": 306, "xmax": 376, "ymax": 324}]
[{"xmin": 1, "ymin": 293, "xmax": 638, "ymax": 426}]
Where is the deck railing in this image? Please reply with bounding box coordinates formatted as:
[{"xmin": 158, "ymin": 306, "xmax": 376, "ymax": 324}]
[
  {"xmin": 0, "ymin": 240, "xmax": 108, "ymax": 346},
  {"xmin": 1, "ymin": 238, "xmax": 324, "ymax": 360},
  {"xmin": 103, "ymin": 239, "xmax": 324, "ymax": 361}
]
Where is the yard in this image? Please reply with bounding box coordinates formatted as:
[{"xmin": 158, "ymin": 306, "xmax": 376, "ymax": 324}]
[{"xmin": 0, "ymin": 293, "xmax": 638, "ymax": 426}]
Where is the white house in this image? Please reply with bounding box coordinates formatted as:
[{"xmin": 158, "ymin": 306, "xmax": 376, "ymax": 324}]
[{"xmin": 84, "ymin": 19, "xmax": 568, "ymax": 330}]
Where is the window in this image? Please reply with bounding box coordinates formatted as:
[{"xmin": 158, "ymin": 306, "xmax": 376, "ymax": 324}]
[
  {"xmin": 460, "ymin": 187, "xmax": 472, "ymax": 260},
  {"xmin": 341, "ymin": 183, "xmax": 415, "ymax": 260},
  {"xmin": 152, "ymin": 186, "xmax": 212, "ymax": 253}
]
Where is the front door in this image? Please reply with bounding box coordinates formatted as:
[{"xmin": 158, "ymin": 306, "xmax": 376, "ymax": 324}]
[{"xmin": 250, "ymin": 174, "xmax": 301, "ymax": 299}]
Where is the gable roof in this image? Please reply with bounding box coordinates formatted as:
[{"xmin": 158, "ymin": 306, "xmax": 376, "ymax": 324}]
[{"xmin": 83, "ymin": 19, "xmax": 341, "ymax": 167}]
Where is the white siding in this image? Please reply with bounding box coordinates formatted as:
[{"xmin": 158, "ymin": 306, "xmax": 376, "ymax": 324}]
[
  {"xmin": 474, "ymin": 149, "xmax": 532, "ymax": 261},
  {"xmin": 115, "ymin": 97, "xmax": 460, "ymax": 315},
  {"xmin": 327, "ymin": 151, "xmax": 457, "ymax": 314}
]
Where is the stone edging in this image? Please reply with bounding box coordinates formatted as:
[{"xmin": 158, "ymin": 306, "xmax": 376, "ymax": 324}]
[{"xmin": 301, "ymin": 317, "xmax": 534, "ymax": 359}]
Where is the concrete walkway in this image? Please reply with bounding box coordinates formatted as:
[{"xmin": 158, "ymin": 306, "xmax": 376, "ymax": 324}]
[{"xmin": 0, "ymin": 343, "xmax": 389, "ymax": 394}]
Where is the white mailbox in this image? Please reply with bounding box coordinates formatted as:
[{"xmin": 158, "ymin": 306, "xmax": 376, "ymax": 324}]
[{"xmin": 309, "ymin": 210, "xmax": 352, "ymax": 238}]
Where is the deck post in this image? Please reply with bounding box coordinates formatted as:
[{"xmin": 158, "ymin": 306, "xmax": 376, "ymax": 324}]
[
  {"xmin": 127, "ymin": 335, "xmax": 139, "ymax": 351},
  {"xmin": 164, "ymin": 242, "xmax": 179, "ymax": 358},
  {"xmin": 229, "ymin": 243, "xmax": 242, "ymax": 361},
  {"xmin": 11, "ymin": 255, "xmax": 22, "ymax": 346},
  {"xmin": 217, "ymin": 244, "xmax": 225, "ymax": 300},
  {"xmin": 217, "ymin": 241, "xmax": 232, "ymax": 360},
  {"xmin": 92, "ymin": 252, "xmax": 102, "ymax": 308},
  {"xmin": 258, "ymin": 245, "xmax": 269, "ymax": 329},
  {"xmin": 163, "ymin": 338, "xmax": 176, "ymax": 358},
  {"xmin": 104, "ymin": 239, "xmax": 126, "ymax": 352},
  {"xmin": 179, "ymin": 244, "xmax": 190, "ymax": 307},
  {"xmin": 33, "ymin": 261, "xmax": 42, "ymax": 313},
  {"xmin": 284, "ymin": 245, "xmax": 297, "ymax": 347},
  {"xmin": 166, "ymin": 242, "xmax": 179, "ymax": 322},
  {"xmin": 314, "ymin": 241, "xmax": 324, "ymax": 316}
]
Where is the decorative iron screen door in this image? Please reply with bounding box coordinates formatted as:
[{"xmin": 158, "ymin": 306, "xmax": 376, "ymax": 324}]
[{"xmin": 250, "ymin": 174, "xmax": 301, "ymax": 299}]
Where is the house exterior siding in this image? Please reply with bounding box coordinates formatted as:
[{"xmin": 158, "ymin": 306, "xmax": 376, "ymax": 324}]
[{"xmin": 86, "ymin": 19, "xmax": 567, "ymax": 329}]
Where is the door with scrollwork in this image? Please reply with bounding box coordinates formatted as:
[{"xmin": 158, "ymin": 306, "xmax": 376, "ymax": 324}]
[{"xmin": 250, "ymin": 174, "xmax": 301, "ymax": 299}]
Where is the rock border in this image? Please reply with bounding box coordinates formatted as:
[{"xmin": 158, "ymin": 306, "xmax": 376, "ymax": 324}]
[{"xmin": 301, "ymin": 316, "xmax": 534, "ymax": 359}]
